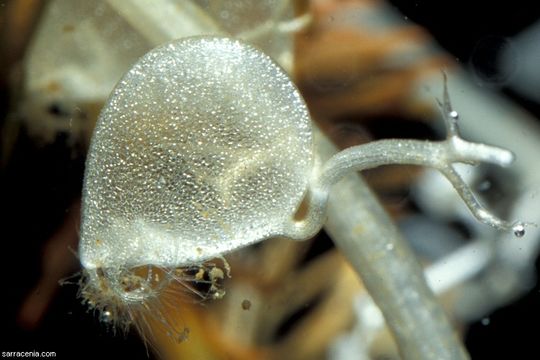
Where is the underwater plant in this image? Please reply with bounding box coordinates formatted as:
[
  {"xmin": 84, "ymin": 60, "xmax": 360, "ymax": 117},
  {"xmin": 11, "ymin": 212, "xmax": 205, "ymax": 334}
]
[{"xmin": 78, "ymin": 35, "xmax": 525, "ymax": 355}]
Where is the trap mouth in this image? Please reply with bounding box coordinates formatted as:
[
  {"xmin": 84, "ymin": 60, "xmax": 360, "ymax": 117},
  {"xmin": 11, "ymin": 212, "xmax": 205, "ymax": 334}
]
[
  {"xmin": 83, "ymin": 266, "xmax": 167, "ymax": 305},
  {"xmin": 84, "ymin": 259, "xmax": 230, "ymax": 308}
]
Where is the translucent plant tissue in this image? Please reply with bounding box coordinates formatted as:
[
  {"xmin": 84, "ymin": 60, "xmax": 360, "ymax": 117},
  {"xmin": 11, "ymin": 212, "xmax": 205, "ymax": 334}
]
[
  {"xmin": 80, "ymin": 36, "xmax": 312, "ymax": 271},
  {"xmin": 79, "ymin": 38, "xmax": 525, "ymax": 354}
]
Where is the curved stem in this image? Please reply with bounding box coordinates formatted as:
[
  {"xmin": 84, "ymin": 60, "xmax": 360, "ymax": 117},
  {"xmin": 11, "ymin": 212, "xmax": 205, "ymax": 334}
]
[
  {"xmin": 313, "ymin": 126, "xmax": 470, "ymax": 360},
  {"xmin": 318, "ymin": 137, "xmax": 514, "ymax": 193},
  {"xmin": 283, "ymin": 136, "xmax": 520, "ymax": 240},
  {"xmin": 284, "ymin": 75, "xmax": 525, "ymax": 240}
]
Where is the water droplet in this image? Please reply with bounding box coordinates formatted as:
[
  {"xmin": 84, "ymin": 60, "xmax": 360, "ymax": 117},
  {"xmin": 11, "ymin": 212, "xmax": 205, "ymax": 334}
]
[
  {"xmin": 449, "ymin": 110, "xmax": 459, "ymax": 119},
  {"xmin": 481, "ymin": 317, "xmax": 490, "ymax": 326},
  {"xmin": 100, "ymin": 310, "xmax": 113, "ymax": 323},
  {"xmin": 513, "ymin": 222, "xmax": 525, "ymax": 237}
]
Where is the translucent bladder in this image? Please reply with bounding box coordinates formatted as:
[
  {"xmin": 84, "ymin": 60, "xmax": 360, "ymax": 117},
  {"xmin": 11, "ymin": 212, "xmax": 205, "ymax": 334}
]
[
  {"xmin": 80, "ymin": 36, "xmax": 313, "ymax": 272},
  {"xmin": 80, "ymin": 36, "xmax": 523, "ymax": 305}
]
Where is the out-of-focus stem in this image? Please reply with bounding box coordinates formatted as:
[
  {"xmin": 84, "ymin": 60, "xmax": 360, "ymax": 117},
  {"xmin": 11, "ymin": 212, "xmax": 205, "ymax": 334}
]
[
  {"xmin": 314, "ymin": 126, "xmax": 469, "ymax": 360},
  {"xmin": 106, "ymin": 0, "xmax": 221, "ymax": 44}
]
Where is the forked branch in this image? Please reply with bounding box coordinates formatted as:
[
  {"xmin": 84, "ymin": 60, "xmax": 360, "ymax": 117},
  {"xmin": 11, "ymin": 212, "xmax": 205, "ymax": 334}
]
[{"xmin": 285, "ymin": 76, "xmax": 525, "ymax": 240}]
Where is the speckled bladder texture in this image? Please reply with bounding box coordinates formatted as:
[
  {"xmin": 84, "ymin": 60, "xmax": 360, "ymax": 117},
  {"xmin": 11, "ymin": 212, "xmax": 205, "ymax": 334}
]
[{"xmin": 80, "ymin": 36, "xmax": 313, "ymax": 270}]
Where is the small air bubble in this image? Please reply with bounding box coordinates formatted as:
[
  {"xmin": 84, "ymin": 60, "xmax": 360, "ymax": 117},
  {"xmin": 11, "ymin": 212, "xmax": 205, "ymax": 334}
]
[
  {"xmin": 478, "ymin": 180, "xmax": 491, "ymax": 192},
  {"xmin": 481, "ymin": 317, "xmax": 490, "ymax": 326},
  {"xmin": 100, "ymin": 310, "xmax": 113, "ymax": 323},
  {"xmin": 513, "ymin": 223, "xmax": 525, "ymax": 237},
  {"xmin": 449, "ymin": 110, "xmax": 459, "ymax": 119},
  {"xmin": 242, "ymin": 299, "xmax": 252, "ymax": 310}
]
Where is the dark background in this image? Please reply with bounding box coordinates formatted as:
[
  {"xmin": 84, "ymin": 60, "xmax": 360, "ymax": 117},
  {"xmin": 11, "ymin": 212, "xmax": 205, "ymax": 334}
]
[
  {"xmin": 390, "ymin": 1, "xmax": 540, "ymax": 358},
  {"xmin": 2, "ymin": 0, "xmax": 540, "ymax": 358}
]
